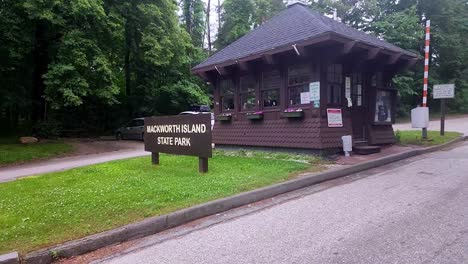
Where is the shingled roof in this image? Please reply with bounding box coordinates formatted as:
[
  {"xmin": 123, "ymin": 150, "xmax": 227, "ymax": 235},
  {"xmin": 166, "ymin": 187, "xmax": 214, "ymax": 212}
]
[{"xmin": 193, "ymin": 3, "xmax": 417, "ymax": 73}]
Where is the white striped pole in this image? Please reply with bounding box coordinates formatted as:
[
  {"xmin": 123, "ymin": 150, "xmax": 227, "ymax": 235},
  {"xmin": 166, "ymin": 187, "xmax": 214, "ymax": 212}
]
[
  {"xmin": 422, "ymin": 20, "xmax": 430, "ymax": 139},
  {"xmin": 423, "ymin": 20, "xmax": 430, "ymax": 107}
]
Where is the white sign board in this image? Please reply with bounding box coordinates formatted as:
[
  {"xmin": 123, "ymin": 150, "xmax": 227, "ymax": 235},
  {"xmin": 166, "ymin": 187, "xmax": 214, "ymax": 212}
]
[
  {"xmin": 411, "ymin": 107, "xmax": 429, "ymax": 128},
  {"xmin": 309, "ymin": 82, "xmax": 320, "ymax": 101},
  {"xmin": 433, "ymin": 84, "xmax": 455, "ymax": 99},
  {"xmin": 300, "ymin": 92, "xmax": 311, "ymax": 104},
  {"xmin": 345, "ymin": 77, "xmax": 351, "ymax": 98},
  {"xmin": 327, "ymin": 108, "xmax": 343, "ymax": 128}
]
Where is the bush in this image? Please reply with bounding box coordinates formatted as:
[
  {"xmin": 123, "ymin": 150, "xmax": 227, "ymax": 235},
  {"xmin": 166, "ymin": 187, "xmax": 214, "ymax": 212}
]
[{"xmin": 33, "ymin": 120, "xmax": 61, "ymax": 139}]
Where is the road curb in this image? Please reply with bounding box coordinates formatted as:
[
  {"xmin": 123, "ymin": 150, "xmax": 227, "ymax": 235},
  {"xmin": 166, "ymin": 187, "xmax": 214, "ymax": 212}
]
[
  {"xmin": 0, "ymin": 252, "xmax": 19, "ymax": 264},
  {"xmin": 22, "ymin": 136, "xmax": 466, "ymax": 263}
]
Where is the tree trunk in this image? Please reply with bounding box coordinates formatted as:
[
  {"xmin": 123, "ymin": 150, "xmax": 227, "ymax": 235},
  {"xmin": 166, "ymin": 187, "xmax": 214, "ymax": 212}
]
[
  {"xmin": 217, "ymin": 0, "xmax": 221, "ymax": 33},
  {"xmin": 206, "ymin": 0, "xmax": 212, "ymax": 54},
  {"xmin": 31, "ymin": 21, "xmax": 49, "ymax": 123}
]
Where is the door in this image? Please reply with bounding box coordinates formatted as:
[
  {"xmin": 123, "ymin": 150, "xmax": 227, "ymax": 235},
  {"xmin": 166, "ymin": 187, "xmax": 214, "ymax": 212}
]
[{"xmin": 350, "ymin": 73, "xmax": 366, "ymax": 141}]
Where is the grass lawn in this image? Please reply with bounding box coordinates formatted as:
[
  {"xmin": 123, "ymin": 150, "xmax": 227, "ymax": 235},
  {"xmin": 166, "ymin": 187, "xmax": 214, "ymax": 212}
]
[
  {"xmin": 0, "ymin": 137, "xmax": 73, "ymax": 165},
  {"xmin": 395, "ymin": 130, "xmax": 462, "ymax": 146},
  {"xmin": 0, "ymin": 151, "xmax": 317, "ymax": 254}
]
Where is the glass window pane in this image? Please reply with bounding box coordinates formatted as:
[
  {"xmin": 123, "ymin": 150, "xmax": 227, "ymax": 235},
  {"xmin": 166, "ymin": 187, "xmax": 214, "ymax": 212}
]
[
  {"xmin": 241, "ymin": 92, "xmax": 256, "ymax": 111},
  {"xmin": 262, "ymin": 70, "xmax": 281, "ymax": 90},
  {"xmin": 288, "ymin": 84, "xmax": 309, "ymax": 105},
  {"xmin": 220, "ymin": 79, "xmax": 235, "ymax": 95},
  {"xmin": 240, "ymin": 76, "xmax": 256, "ymax": 92},
  {"xmin": 375, "ymin": 90, "xmax": 392, "ymax": 122},
  {"xmin": 288, "ymin": 64, "xmax": 310, "ymax": 86},
  {"xmin": 222, "ymin": 96, "xmax": 235, "ymax": 111},
  {"xmin": 262, "ymin": 90, "xmax": 280, "ymax": 107}
]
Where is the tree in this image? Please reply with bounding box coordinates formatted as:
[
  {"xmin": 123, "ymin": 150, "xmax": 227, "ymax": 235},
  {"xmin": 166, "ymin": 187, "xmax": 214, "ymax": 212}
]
[
  {"xmin": 215, "ymin": 0, "xmax": 255, "ymax": 49},
  {"xmin": 253, "ymin": 0, "xmax": 285, "ymax": 27},
  {"xmin": 181, "ymin": 0, "xmax": 206, "ymax": 49},
  {"xmin": 0, "ymin": 0, "xmax": 210, "ymax": 134}
]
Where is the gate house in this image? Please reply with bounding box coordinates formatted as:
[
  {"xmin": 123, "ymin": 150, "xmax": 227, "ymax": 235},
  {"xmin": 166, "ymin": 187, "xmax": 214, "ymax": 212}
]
[{"xmin": 192, "ymin": 3, "xmax": 418, "ymax": 152}]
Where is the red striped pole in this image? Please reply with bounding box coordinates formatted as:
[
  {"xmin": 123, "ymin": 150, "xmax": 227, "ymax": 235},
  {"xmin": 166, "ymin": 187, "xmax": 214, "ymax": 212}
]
[
  {"xmin": 422, "ymin": 20, "xmax": 430, "ymax": 139},
  {"xmin": 423, "ymin": 20, "xmax": 430, "ymax": 107}
]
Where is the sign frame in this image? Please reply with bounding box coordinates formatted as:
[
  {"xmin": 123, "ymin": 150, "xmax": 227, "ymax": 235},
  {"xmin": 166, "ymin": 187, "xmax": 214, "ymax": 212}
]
[
  {"xmin": 327, "ymin": 108, "xmax": 343, "ymax": 128},
  {"xmin": 144, "ymin": 114, "xmax": 212, "ymax": 173},
  {"xmin": 433, "ymin": 84, "xmax": 455, "ymax": 99}
]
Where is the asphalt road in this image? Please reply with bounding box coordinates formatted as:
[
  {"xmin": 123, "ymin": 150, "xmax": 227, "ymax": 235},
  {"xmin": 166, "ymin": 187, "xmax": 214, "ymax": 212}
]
[
  {"xmin": 393, "ymin": 115, "xmax": 468, "ymax": 135},
  {"xmin": 97, "ymin": 142, "xmax": 468, "ymax": 264}
]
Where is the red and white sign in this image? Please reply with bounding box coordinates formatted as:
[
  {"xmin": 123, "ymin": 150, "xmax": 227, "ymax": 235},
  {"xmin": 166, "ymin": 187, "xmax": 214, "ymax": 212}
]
[{"xmin": 327, "ymin": 108, "xmax": 343, "ymax": 128}]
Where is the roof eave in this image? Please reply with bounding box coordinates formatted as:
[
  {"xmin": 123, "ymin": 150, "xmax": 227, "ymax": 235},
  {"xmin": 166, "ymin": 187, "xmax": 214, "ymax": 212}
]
[{"xmin": 192, "ymin": 31, "xmax": 418, "ymax": 75}]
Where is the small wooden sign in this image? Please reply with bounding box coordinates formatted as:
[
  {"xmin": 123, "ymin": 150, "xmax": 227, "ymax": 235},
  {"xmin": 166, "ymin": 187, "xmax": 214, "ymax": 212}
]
[{"xmin": 144, "ymin": 114, "xmax": 212, "ymax": 173}]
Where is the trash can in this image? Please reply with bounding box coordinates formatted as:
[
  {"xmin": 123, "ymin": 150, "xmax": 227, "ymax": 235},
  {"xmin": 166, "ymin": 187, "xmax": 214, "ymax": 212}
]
[{"xmin": 341, "ymin": 135, "xmax": 352, "ymax": 157}]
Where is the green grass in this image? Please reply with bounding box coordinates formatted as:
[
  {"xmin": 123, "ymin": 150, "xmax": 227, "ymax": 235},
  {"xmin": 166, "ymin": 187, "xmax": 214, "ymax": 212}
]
[
  {"xmin": 0, "ymin": 137, "xmax": 73, "ymax": 165},
  {"xmin": 395, "ymin": 130, "xmax": 462, "ymax": 146},
  {"xmin": 0, "ymin": 152, "xmax": 314, "ymax": 254}
]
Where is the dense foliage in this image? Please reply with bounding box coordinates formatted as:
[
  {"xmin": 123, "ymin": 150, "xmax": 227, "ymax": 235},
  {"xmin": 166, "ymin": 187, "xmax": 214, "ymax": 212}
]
[{"xmin": 0, "ymin": 0, "xmax": 209, "ymax": 135}]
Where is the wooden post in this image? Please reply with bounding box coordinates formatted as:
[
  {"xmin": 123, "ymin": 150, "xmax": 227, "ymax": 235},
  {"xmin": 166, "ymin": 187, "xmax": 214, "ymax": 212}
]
[
  {"xmin": 440, "ymin": 99, "xmax": 446, "ymax": 136},
  {"xmin": 152, "ymin": 152, "xmax": 160, "ymax": 165},
  {"xmin": 199, "ymin": 157, "xmax": 208, "ymax": 173}
]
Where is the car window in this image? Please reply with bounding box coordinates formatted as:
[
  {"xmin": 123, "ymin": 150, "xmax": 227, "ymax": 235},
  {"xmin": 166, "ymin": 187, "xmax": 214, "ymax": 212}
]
[
  {"xmin": 136, "ymin": 120, "xmax": 144, "ymax": 126},
  {"xmin": 128, "ymin": 120, "xmax": 141, "ymax": 127}
]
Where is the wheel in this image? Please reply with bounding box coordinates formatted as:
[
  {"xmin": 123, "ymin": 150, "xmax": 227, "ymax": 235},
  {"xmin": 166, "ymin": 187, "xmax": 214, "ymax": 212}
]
[
  {"xmin": 141, "ymin": 132, "xmax": 145, "ymax": 141},
  {"xmin": 116, "ymin": 132, "xmax": 123, "ymax": 140}
]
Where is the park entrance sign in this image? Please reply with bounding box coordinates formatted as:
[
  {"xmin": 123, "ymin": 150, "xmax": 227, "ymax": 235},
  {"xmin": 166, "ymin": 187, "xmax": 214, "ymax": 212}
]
[{"xmin": 144, "ymin": 115, "xmax": 212, "ymax": 172}]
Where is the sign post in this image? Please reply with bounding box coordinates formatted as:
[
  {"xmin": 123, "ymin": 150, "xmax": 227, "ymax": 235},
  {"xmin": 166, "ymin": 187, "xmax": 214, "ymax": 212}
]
[
  {"xmin": 433, "ymin": 84, "xmax": 455, "ymax": 136},
  {"xmin": 144, "ymin": 114, "xmax": 212, "ymax": 173}
]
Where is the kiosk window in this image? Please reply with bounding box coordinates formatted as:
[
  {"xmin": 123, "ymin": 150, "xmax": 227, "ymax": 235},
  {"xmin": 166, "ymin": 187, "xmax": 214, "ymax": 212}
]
[
  {"xmin": 327, "ymin": 64, "xmax": 342, "ymax": 105},
  {"xmin": 288, "ymin": 64, "xmax": 312, "ymax": 105},
  {"xmin": 240, "ymin": 76, "xmax": 257, "ymax": 111},
  {"xmin": 220, "ymin": 79, "xmax": 235, "ymax": 111},
  {"xmin": 262, "ymin": 70, "xmax": 281, "ymax": 108},
  {"xmin": 375, "ymin": 90, "xmax": 392, "ymax": 123}
]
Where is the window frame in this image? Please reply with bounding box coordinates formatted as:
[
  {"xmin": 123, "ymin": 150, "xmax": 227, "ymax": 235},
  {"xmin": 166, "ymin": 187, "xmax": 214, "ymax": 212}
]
[
  {"xmin": 261, "ymin": 70, "xmax": 281, "ymax": 109},
  {"xmin": 287, "ymin": 64, "xmax": 313, "ymax": 107},
  {"xmin": 351, "ymin": 72, "xmax": 364, "ymax": 107},
  {"xmin": 371, "ymin": 88, "xmax": 396, "ymax": 125},
  {"xmin": 327, "ymin": 64, "xmax": 343, "ymax": 106},
  {"xmin": 239, "ymin": 75, "xmax": 258, "ymax": 112},
  {"xmin": 219, "ymin": 78, "xmax": 236, "ymax": 113}
]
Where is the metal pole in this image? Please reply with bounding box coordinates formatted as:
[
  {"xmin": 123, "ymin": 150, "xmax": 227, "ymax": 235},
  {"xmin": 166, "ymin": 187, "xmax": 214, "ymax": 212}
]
[
  {"xmin": 422, "ymin": 20, "xmax": 431, "ymax": 139},
  {"xmin": 440, "ymin": 99, "xmax": 446, "ymax": 136}
]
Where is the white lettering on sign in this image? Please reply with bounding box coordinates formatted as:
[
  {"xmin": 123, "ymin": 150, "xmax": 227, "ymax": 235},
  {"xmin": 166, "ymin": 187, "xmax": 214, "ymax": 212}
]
[
  {"xmin": 433, "ymin": 84, "xmax": 455, "ymax": 99},
  {"xmin": 157, "ymin": 137, "xmax": 192, "ymax": 147},
  {"xmin": 147, "ymin": 124, "xmax": 207, "ymax": 134}
]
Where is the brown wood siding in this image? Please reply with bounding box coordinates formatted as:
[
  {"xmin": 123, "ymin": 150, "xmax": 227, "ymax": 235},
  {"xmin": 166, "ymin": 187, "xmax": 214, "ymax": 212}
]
[
  {"xmin": 319, "ymin": 116, "xmax": 352, "ymax": 148},
  {"xmin": 367, "ymin": 125, "xmax": 396, "ymax": 145},
  {"xmin": 213, "ymin": 116, "xmax": 322, "ymax": 149}
]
